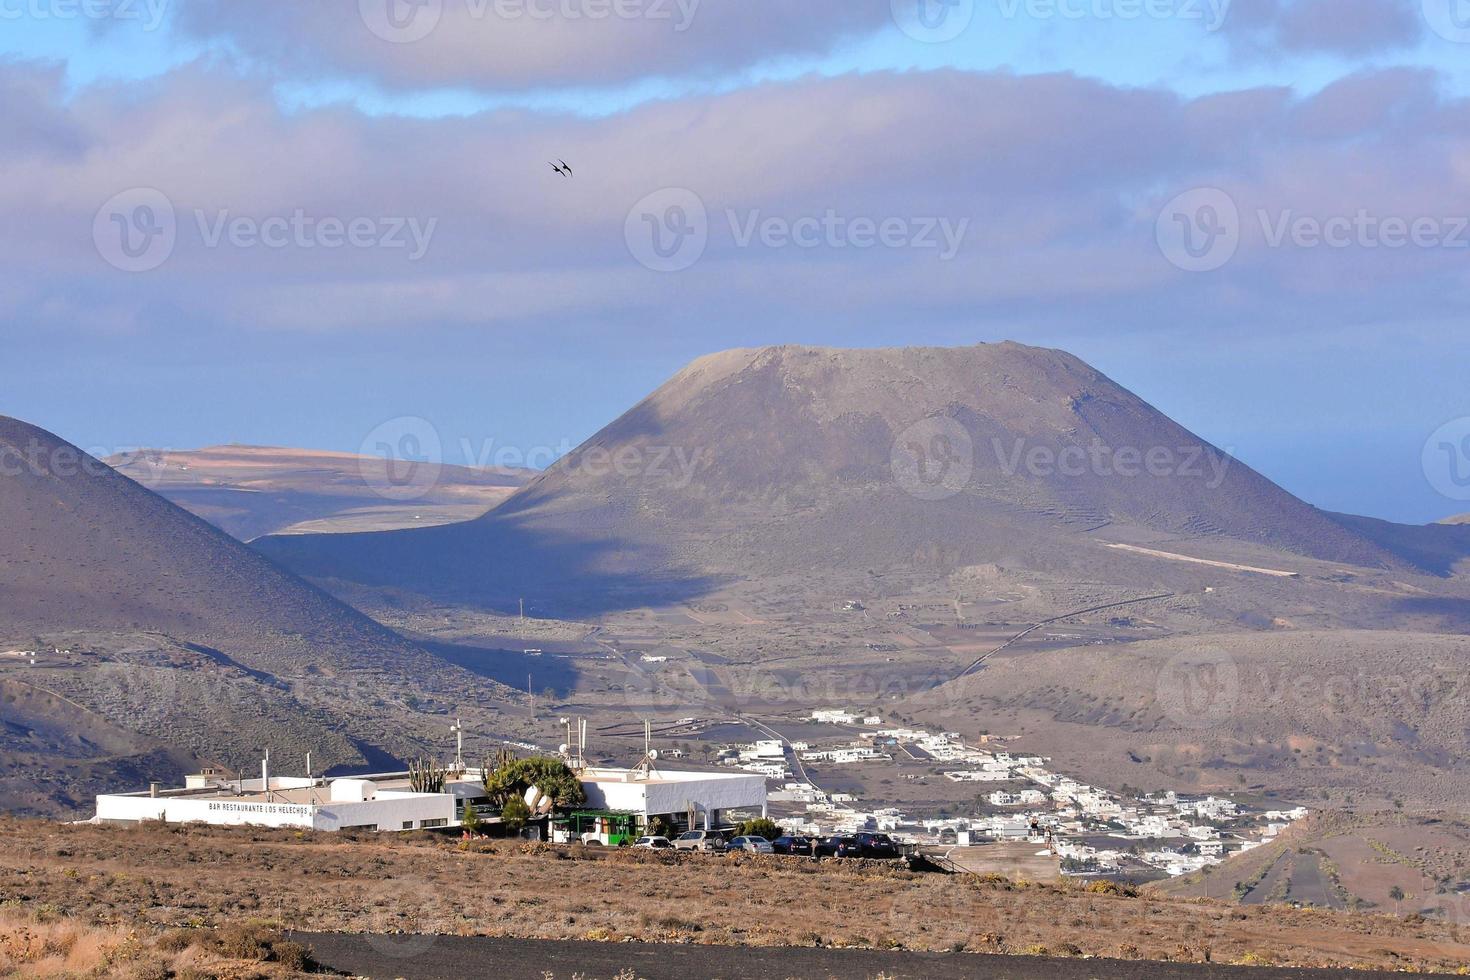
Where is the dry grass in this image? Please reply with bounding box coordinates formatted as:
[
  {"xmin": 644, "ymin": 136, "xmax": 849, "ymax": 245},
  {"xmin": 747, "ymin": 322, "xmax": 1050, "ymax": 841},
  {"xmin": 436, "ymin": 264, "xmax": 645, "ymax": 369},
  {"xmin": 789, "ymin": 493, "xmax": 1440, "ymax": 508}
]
[
  {"xmin": 6, "ymin": 819, "xmax": 1470, "ymax": 973},
  {"xmin": 0, "ymin": 905, "xmax": 314, "ymax": 978}
]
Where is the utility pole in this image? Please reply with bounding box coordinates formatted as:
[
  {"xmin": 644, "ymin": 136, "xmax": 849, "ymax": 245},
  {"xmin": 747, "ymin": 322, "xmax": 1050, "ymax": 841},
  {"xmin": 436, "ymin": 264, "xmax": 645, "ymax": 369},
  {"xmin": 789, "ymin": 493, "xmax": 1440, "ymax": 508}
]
[
  {"xmin": 528, "ymin": 675, "xmax": 535, "ymax": 723},
  {"xmin": 519, "ymin": 598, "xmax": 525, "ymax": 622}
]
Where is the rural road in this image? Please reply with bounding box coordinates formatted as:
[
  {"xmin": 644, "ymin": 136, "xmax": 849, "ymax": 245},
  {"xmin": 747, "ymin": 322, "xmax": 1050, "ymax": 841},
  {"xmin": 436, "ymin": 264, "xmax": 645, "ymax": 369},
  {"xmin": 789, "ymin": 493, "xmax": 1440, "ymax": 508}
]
[
  {"xmin": 299, "ymin": 933, "xmax": 1406, "ymax": 979},
  {"xmin": 952, "ymin": 591, "xmax": 1177, "ymax": 681}
]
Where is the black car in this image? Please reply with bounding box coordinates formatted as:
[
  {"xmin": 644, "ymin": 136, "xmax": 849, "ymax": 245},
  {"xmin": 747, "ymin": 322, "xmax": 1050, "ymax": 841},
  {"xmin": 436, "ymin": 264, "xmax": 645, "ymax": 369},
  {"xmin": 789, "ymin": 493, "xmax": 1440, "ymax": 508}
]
[
  {"xmin": 815, "ymin": 834, "xmax": 860, "ymax": 858},
  {"xmin": 853, "ymin": 832, "xmax": 900, "ymax": 859},
  {"xmin": 771, "ymin": 835, "xmax": 815, "ymax": 856}
]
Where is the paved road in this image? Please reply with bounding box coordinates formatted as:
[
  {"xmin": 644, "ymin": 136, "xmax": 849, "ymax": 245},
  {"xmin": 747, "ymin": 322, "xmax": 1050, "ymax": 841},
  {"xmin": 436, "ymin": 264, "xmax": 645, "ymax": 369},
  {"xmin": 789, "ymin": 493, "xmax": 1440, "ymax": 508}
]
[
  {"xmin": 736, "ymin": 713, "xmax": 821, "ymax": 791},
  {"xmin": 299, "ymin": 932, "xmax": 1406, "ymax": 979}
]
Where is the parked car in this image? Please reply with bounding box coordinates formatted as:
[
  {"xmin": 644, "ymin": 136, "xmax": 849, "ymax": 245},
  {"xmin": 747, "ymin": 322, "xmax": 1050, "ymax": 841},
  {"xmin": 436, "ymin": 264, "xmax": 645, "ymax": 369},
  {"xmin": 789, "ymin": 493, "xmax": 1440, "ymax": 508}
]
[
  {"xmin": 632, "ymin": 836, "xmax": 674, "ymax": 849},
  {"xmin": 815, "ymin": 835, "xmax": 860, "ymax": 858},
  {"xmin": 673, "ymin": 830, "xmax": 726, "ymax": 852},
  {"xmin": 854, "ymin": 832, "xmax": 901, "ymax": 859},
  {"xmin": 771, "ymin": 835, "xmax": 815, "ymax": 856},
  {"xmin": 726, "ymin": 835, "xmax": 775, "ymax": 854}
]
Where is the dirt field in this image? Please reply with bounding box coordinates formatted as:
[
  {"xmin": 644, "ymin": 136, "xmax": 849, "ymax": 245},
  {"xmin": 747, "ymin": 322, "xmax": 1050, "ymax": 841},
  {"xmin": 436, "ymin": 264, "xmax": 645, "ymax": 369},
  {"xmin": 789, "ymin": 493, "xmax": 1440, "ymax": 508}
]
[{"xmin": 4, "ymin": 820, "xmax": 1470, "ymax": 973}]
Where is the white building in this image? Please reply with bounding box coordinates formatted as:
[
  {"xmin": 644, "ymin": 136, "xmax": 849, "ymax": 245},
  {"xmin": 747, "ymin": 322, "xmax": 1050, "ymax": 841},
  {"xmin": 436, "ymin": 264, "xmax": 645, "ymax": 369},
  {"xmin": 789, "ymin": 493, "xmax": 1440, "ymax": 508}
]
[
  {"xmin": 739, "ymin": 739, "xmax": 786, "ymax": 761},
  {"xmin": 944, "ymin": 770, "xmax": 1013, "ymax": 782},
  {"xmin": 989, "ymin": 789, "xmax": 1045, "ymax": 807},
  {"xmin": 800, "ymin": 746, "xmax": 887, "ymax": 764},
  {"xmin": 578, "ymin": 766, "xmax": 767, "ymax": 828},
  {"xmin": 97, "ymin": 761, "xmax": 768, "ymax": 835},
  {"xmin": 811, "ymin": 709, "xmax": 861, "ymax": 724},
  {"xmin": 95, "ymin": 772, "xmax": 458, "ymax": 833}
]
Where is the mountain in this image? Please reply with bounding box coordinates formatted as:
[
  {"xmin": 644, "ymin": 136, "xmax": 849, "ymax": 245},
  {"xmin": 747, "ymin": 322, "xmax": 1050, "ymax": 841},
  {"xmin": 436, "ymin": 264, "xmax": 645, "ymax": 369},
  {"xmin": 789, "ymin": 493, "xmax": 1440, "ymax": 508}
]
[
  {"xmin": 1441, "ymin": 513, "xmax": 1470, "ymax": 525},
  {"xmin": 1330, "ymin": 512, "xmax": 1470, "ymax": 578},
  {"xmin": 106, "ymin": 445, "xmax": 530, "ymax": 541},
  {"xmin": 0, "ymin": 416, "xmax": 511, "ymax": 816},
  {"xmin": 257, "ymin": 343, "xmax": 1427, "ymax": 617}
]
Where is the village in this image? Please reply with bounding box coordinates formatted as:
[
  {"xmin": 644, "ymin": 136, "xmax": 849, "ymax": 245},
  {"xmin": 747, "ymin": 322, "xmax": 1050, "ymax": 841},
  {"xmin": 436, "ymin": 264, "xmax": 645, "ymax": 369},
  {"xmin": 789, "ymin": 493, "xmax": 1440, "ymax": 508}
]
[
  {"xmin": 88, "ymin": 702, "xmax": 1308, "ymax": 885},
  {"xmin": 720, "ymin": 707, "xmax": 1309, "ymax": 881}
]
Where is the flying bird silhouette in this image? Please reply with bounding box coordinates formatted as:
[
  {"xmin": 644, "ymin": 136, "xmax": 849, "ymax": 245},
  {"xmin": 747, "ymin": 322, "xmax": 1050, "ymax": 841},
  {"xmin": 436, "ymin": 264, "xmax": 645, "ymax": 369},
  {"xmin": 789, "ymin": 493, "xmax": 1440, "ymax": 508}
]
[
  {"xmin": 549, "ymin": 161, "xmax": 569, "ymax": 177},
  {"xmin": 558, "ymin": 159, "xmax": 573, "ymax": 178}
]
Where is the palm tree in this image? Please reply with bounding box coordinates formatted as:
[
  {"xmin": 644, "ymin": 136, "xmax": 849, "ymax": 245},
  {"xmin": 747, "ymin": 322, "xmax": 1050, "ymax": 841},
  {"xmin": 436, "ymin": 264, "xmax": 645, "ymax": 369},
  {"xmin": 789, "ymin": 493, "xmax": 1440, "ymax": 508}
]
[{"xmin": 1389, "ymin": 885, "xmax": 1405, "ymax": 914}]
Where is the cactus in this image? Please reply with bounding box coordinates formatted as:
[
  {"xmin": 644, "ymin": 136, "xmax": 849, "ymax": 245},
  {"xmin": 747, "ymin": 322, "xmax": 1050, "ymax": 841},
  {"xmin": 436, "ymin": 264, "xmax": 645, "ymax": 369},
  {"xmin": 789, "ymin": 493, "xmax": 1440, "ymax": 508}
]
[
  {"xmin": 408, "ymin": 756, "xmax": 447, "ymax": 794},
  {"xmin": 480, "ymin": 746, "xmax": 518, "ymax": 793}
]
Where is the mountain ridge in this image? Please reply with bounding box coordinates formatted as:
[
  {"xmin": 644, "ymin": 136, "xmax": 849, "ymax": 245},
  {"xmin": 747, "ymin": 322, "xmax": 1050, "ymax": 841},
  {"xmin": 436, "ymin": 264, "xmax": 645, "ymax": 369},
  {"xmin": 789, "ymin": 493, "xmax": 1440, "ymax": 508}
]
[
  {"xmin": 0, "ymin": 416, "xmax": 513, "ymax": 816},
  {"xmin": 256, "ymin": 342, "xmax": 1422, "ymax": 615}
]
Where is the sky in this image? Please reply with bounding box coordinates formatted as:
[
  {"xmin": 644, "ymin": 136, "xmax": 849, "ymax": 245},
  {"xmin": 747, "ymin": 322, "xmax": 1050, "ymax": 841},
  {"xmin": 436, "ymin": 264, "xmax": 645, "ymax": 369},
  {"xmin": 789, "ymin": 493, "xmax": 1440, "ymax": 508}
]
[{"xmin": 2, "ymin": 0, "xmax": 1469, "ymax": 524}]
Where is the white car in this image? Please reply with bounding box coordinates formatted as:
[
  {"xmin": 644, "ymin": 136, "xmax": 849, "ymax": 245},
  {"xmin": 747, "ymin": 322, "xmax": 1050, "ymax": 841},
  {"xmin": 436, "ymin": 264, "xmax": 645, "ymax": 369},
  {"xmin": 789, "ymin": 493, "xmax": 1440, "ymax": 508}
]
[
  {"xmin": 673, "ymin": 830, "xmax": 726, "ymax": 852},
  {"xmin": 726, "ymin": 835, "xmax": 775, "ymax": 854},
  {"xmin": 633, "ymin": 836, "xmax": 674, "ymax": 850}
]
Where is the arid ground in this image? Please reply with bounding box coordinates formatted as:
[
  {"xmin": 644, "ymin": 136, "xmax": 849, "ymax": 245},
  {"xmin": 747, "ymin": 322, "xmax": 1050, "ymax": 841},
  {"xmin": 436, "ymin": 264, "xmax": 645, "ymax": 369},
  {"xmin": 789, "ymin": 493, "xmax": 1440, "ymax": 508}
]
[{"xmin": 5, "ymin": 820, "xmax": 1470, "ymax": 974}]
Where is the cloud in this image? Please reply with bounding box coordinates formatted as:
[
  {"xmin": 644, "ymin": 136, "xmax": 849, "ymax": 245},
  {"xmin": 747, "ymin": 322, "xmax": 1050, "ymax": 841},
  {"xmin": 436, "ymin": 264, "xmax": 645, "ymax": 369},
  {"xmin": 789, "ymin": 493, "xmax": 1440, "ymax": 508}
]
[
  {"xmin": 1223, "ymin": 0, "xmax": 1426, "ymax": 58},
  {"xmin": 0, "ymin": 63, "xmax": 88, "ymax": 160},
  {"xmin": 173, "ymin": 0, "xmax": 894, "ymax": 91},
  {"xmin": 2, "ymin": 59, "xmax": 1468, "ymax": 345}
]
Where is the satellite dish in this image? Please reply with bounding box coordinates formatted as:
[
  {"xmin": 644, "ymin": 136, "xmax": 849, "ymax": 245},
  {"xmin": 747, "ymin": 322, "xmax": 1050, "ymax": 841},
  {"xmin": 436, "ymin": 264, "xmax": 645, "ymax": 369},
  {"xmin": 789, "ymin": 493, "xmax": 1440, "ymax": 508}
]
[
  {"xmin": 647, "ymin": 749, "xmax": 659, "ymax": 760},
  {"xmin": 558, "ymin": 743, "xmax": 570, "ymax": 755}
]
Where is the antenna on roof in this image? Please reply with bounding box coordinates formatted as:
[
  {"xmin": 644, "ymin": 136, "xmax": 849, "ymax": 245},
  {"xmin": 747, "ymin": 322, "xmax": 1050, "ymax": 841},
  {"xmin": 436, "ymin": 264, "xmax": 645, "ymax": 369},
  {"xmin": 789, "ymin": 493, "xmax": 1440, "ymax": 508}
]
[
  {"xmin": 450, "ymin": 718, "xmax": 465, "ymax": 773},
  {"xmin": 633, "ymin": 718, "xmax": 660, "ymax": 777}
]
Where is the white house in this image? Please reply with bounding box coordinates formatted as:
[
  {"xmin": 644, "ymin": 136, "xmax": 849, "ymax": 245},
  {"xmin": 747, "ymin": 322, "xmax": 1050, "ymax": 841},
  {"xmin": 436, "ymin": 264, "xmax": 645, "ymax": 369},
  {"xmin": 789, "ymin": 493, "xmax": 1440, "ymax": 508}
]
[
  {"xmin": 739, "ymin": 739, "xmax": 786, "ymax": 761},
  {"xmin": 811, "ymin": 709, "xmax": 860, "ymax": 724}
]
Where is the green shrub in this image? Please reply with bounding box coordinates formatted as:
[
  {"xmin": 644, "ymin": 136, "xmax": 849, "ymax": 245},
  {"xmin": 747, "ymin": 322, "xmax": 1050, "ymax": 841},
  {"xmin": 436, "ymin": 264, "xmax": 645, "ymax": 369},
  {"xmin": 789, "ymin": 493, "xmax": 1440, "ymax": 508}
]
[
  {"xmin": 501, "ymin": 796, "xmax": 532, "ymax": 833},
  {"xmin": 735, "ymin": 818, "xmax": 782, "ymax": 840}
]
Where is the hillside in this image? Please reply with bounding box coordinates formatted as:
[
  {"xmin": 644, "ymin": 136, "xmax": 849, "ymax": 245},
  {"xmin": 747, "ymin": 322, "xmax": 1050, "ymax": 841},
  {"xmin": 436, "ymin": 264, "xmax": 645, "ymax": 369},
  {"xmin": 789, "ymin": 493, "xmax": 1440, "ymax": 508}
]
[
  {"xmin": 0, "ymin": 416, "xmax": 514, "ymax": 816},
  {"xmin": 106, "ymin": 444, "xmax": 529, "ymax": 541},
  {"xmin": 257, "ymin": 343, "xmax": 1444, "ymax": 620},
  {"xmin": 1153, "ymin": 811, "xmax": 1470, "ymax": 921},
  {"xmin": 903, "ymin": 629, "xmax": 1470, "ymax": 810}
]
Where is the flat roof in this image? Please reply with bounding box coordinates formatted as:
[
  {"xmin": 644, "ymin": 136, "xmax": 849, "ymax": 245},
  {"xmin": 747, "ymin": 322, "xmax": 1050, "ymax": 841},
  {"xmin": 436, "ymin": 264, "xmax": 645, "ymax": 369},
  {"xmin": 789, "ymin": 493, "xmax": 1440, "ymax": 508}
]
[
  {"xmin": 99, "ymin": 776, "xmax": 444, "ymax": 806},
  {"xmin": 579, "ymin": 766, "xmax": 764, "ymax": 785}
]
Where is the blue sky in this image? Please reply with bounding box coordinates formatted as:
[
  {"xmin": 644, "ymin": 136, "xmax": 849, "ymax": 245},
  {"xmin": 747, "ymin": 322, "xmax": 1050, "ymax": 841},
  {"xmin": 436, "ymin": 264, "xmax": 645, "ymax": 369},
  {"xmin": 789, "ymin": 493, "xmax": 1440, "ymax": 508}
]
[{"xmin": 3, "ymin": 0, "xmax": 1469, "ymax": 523}]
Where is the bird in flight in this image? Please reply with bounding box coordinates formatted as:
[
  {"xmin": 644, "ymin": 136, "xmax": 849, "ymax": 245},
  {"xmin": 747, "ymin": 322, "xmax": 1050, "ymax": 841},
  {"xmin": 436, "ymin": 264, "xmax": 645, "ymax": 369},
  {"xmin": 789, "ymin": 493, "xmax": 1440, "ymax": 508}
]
[{"xmin": 550, "ymin": 159, "xmax": 573, "ymax": 178}]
